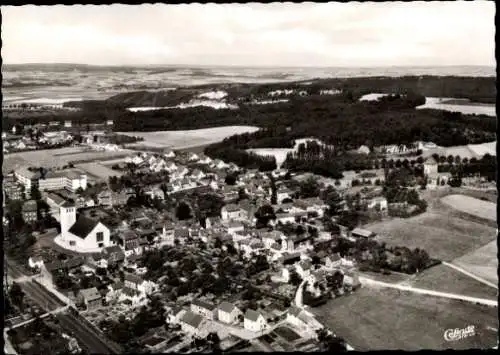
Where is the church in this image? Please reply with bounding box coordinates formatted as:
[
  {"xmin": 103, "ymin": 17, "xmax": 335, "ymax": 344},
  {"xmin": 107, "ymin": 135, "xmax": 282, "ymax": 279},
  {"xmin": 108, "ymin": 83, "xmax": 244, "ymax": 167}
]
[{"xmin": 56, "ymin": 201, "xmax": 112, "ymax": 253}]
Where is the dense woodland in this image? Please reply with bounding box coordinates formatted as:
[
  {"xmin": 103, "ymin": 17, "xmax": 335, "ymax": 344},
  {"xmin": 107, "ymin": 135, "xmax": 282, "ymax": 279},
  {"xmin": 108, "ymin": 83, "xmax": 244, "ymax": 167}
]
[{"xmin": 4, "ymin": 76, "xmax": 496, "ymax": 174}]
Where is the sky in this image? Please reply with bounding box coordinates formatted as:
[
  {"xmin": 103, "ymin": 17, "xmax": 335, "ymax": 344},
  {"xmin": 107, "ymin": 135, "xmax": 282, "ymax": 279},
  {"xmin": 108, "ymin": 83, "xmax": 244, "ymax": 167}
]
[{"xmin": 1, "ymin": 2, "xmax": 495, "ymax": 67}]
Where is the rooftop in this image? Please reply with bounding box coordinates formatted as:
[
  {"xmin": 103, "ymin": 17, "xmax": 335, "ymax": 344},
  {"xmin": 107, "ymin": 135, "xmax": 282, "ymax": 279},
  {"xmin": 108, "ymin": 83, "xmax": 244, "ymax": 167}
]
[{"xmin": 68, "ymin": 216, "xmax": 101, "ymax": 239}]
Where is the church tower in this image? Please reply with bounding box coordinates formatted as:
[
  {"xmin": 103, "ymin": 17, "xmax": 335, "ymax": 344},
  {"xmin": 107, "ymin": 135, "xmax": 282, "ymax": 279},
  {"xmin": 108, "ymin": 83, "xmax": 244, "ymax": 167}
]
[{"xmin": 59, "ymin": 201, "xmax": 76, "ymax": 240}]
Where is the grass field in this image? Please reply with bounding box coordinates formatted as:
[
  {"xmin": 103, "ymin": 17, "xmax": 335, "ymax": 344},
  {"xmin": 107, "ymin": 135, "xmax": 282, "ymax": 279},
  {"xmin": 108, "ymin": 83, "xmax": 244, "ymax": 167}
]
[
  {"xmin": 368, "ymin": 211, "xmax": 496, "ymax": 261},
  {"xmin": 452, "ymin": 240, "xmax": 498, "ymax": 285},
  {"xmin": 410, "ymin": 264, "xmax": 498, "ymax": 300},
  {"xmin": 118, "ymin": 125, "xmax": 260, "ymax": 149},
  {"xmin": 311, "ymin": 288, "xmax": 498, "ymax": 351},
  {"xmin": 3, "ymin": 147, "xmax": 134, "ymax": 172},
  {"xmin": 441, "ymin": 195, "xmax": 496, "ymax": 222},
  {"xmin": 76, "ymin": 162, "xmax": 123, "ymax": 181}
]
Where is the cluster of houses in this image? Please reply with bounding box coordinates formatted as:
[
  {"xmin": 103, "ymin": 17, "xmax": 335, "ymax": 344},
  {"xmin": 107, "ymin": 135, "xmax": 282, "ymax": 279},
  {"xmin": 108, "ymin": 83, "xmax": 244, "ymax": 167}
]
[{"xmin": 2, "ymin": 129, "xmax": 74, "ymax": 153}]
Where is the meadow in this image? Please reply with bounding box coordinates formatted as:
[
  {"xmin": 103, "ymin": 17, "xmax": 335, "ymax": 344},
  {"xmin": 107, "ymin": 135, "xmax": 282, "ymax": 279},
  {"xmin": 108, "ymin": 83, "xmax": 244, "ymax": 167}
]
[
  {"xmin": 311, "ymin": 287, "xmax": 498, "ymax": 351},
  {"xmin": 452, "ymin": 240, "xmax": 498, "ymax": 285},
  {"xmin": 440, "ymin": 194, "xmax": 496, "ymax": 221},
  {"xmin": 118, "ymin": 125, "xmax": 260, "ymax": 150},
  {"xmin": 3, "ymin": 147, "xmax": 134, "ymax": 173},
  {"xmin": 367, "ymin": 210, "xmax": 496, "ymax": 261},
  {"xmin": 410, "ymin": 264, "xmax": 498, "ymax": 300}
]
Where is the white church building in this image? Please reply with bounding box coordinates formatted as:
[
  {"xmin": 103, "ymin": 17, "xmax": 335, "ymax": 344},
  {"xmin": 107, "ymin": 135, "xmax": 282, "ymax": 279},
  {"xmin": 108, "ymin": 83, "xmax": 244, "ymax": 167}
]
[{"xmin": 54, "ymin": 202, "xmax": 112, "ymax": 253}]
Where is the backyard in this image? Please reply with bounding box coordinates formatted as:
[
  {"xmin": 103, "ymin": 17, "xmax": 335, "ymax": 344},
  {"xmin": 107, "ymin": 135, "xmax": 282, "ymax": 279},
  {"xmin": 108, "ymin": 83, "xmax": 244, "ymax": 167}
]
[{"xmin": 311, "ymin": 287, "xmax": 498, "ymax": 351}]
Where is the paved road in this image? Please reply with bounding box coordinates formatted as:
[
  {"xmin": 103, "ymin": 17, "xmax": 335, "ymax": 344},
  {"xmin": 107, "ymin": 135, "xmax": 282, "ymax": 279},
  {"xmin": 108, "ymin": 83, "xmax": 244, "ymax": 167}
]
[
  {"xmin": 442, "ymin": 261, "xmax": 498, "ymax": 290},
  {"xmin": 359, "ymin": 276, "xmax": 498, "ymax": 307}
]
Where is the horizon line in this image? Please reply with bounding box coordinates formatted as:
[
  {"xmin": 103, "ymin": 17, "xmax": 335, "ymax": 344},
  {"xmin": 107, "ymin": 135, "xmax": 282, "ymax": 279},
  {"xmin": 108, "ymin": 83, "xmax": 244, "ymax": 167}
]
[{"xmin": 2, "ymin": 62, "xmax": 495, "ymax": 69}]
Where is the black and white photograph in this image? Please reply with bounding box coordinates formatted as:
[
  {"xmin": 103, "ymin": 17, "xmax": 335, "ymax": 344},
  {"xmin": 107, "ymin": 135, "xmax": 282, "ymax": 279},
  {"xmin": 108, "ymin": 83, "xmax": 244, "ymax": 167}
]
[{"xmin": 1, "ymin": 1, "xmax": 497, "ymax": 353}]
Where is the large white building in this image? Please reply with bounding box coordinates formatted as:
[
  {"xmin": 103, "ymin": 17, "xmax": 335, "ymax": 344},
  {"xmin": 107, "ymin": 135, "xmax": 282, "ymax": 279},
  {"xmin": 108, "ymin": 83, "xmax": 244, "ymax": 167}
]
[
  {"xmin": 15, "ymin": 168, "xmax": 87, "ymax": 193},
  {"xmin": 56, "ymin": 202, "xmax": 111, "ymax": 253}
]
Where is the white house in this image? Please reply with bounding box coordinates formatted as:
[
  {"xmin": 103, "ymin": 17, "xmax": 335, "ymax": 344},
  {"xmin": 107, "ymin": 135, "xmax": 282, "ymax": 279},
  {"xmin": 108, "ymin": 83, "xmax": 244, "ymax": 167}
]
[
  {"xmin": 357, "ymin": 145, "xmax": 371, "ymax": 155},
  {"xmin": 164, "ymin": 161, "xmax": 178, "ymax": 173},
  {"xmin": 221, "ymin": 204, "xmax": 247, "ymax": 221},
  {"xmin": 163, "ymin": 149, "xmax": 175, "ymax": 158},
  {"xmin": 198, "ymin": 156, "xmax": 212, "ymax": 165},
  {"xmin": 325, "ymin": 253, "xmax": 342, "ymax": 269},
  {"xmin": 368, "ymin": 196, "xmax": 388, "ymax": 211},
  {"xmin": 217, "ymin": 301, "xmax": 242, "ymax": 324},
  {"xmin": 276, "ymin": 187, "xmax": 293, "ymax": 204},
  {"xmin": 56, "ymin": 202, "xmax": 112, "ymax": 253},
  {"xmin": 190, "ymin": 169, "xmax": 206, "ymax": 180},
  {"xmin": 190, "ymin": 299, "xmax": 217, "ymax": 320},
  {"xmin": 244, "ymin": 309, "xmax": 268, "ymax": 332},
  {"xmin": 211, "ymin": 159, "xmax": 228, "ymax": 169},
  {"xmin": 188, "ymin": 153, "xmax": 200, "ymax": 162},
  {"xmin": 227, "ymin": 221, "xmax": 245, "ymax": 235},
  {"xmin": 286, "ymin": 306, "xmax": 309, "ymax": 330},
  {"xmin": 28, "ymin": 256, "xmax": 44, "ymax": 269},
  {"xmin": 180, "ymin": 310, "xmax": 206, "ymax": 337}
]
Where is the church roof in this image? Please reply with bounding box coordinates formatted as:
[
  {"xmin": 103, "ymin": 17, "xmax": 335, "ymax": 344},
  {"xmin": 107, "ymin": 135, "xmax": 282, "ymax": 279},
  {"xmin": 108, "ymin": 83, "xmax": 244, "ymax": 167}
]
[{"xmin": 68, "ymin": 216, "xmax": 101, "ymax": 239}]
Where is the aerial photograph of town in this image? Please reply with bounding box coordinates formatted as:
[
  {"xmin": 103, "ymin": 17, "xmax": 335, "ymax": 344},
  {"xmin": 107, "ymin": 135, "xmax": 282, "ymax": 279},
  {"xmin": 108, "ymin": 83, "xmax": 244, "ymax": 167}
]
[{"xmin": 1, "ymin": 2, "xmax": 497, "ymax": 354}]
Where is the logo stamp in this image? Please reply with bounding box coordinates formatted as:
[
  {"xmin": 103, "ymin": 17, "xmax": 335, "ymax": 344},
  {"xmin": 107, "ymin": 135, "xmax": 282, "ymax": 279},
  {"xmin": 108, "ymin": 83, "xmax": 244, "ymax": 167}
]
[{"xmin": 444, "ymin": 326, "xmax": 476, "ymax": 342}]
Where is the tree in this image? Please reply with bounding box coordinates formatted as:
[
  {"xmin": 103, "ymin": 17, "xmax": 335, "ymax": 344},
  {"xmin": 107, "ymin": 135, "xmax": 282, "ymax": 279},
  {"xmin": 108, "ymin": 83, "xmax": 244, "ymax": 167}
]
[
  {"xmin": 299, "ymin": 177, "xmax": 321, "ymax": 198},
  {"xmin": 30, "ymin": 185, "xmax": 42, "ymax": 200},
  {"xmin": 176, "ymin": 202, "xmax": 192, "ymax": 220},
  {"xmin": 9, "ymin": 282, "xmax": 25, "ymax": 310},
  {"xmin": 289, "ymin": 270, "xmax": 302, "ymax": 286},
  {"xmin": 254, "ymin": 204, "xmax": 276, "ymax": 228},
  {"xmin": 324, "ymin": 188, "xmax": 343, "ymax": 216},
  {"xmin": 225, "ymin": 173, "xmax": 238, "ymax": 185}
]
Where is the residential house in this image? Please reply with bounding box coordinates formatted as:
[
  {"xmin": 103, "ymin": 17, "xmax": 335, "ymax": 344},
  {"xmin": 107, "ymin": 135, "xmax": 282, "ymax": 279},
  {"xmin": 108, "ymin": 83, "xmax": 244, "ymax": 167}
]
[
  {"xmin": 343, "ymin": 270, "xmax": 361, "ymax": 290},
  {"xmin": 120, "ymin": 230, "xmax": 142, "ymax": 256},
  {"xmin": 282, "ymin": 234, "xmax": 313, "ymax": 252},
  {"xmin": 276, "ymin": 186, "xmax": 294, "ymax": 204},
  {"xmin": 351, "ymin": 228, "xmax": 376, "ymax": 239},
  {"xmin": 124, "ymin": 272, "xmax": 157, "ymax": 296},
  {"xmin": 357, "ymin": 145, "xmax": 371, "ymax": 155},
  {"xmin": 324, "ymin": 253, "xmax": 342, "ymax": 269},
  {"xmin": 80, "ymin": 287, "xmax": 102, "ymax": 310},
  {"xmin": 287, "ymin": 306, "xmax": 310, "ymax": 330},
  {"xmin": 22, "ymin": 200, "xmax": 38, "ymax": 223},
  {"xmin": 102, "ymin": 245, "xmax": 125, "ymax": 266},
  {"xmin": 367, "ymin": 196, "xmax": 388, "ymax": 211},
  {"xmin": 163, "ymin": 148, "xmax": 175, "ymax": 159},
  {"xmin": 198, "ymin": 156, "xmax": 212, "ymax": 165},
  {"xmin": 227, "ymin": 221, "xmax": 245, "ymax": 235},
  {"xmin": 188, "ymin": 153, "xmax": 200, "ymax": 162},
  {"xmin": 261, "ymin": 230, "xmax": 285, "ymax": 249},
  {"xmin": 295, "ymin": 260, "xmax": 313, "ymax": 278},
  {"xmin": 190, "ymin": 169, "xmax": 206, "ymax": 180},
  {"xmin": 190, "ymin": 299, "xmax": 217, "ymax": 320},
  {"xmin": 211, "ymin": 159, "xmax": 228, "ymax": 169},
  {"xmin": 97, "ymin": 190, "xmax": 112, "ymax": 207},
  {"xmin": 221, "ymin": 204, "xmax": 247, "ymax": 221},
  {"xmin": 180, "ymin": 310, "xmax": 206, "ymax": 337},
  {"xmin": 244, "ymin": 309, "xmax": 268, "ymax": 332},
  {"xmin": 28, "ymin": 256, "xmax": 44, "ymax": 269},
  {"xmin": 162, "ymin": 222, "xmax": 176, "ymax": 246},
  {"xmin": 217, "ymin": 302, "xmax": 242, "ymax": 324},
  {"xmin": 293, "ymin": 198, "xmax": 328, "ymax": 218}
]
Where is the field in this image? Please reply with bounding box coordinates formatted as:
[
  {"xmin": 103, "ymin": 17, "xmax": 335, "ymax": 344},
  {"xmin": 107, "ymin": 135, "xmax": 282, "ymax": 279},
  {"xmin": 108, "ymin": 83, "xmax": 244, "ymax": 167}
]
[
  {"xmin": 118, "ymin": 125, "xmax": 260, "ymax": 149},
  {"xmin": 367, "ymin": 211, "xmax": 496, "ymax": 261},
  {"xmin": 441, "ymin": 195, "xmax": 496, "ymax": 221},
  {"xmin": 421, "ymin": 141, "xmax": 496, "ymax": 160},
  {"xmin": 311, "ymin": 288, "xmax": 498, "ymax": 351},
  {"xmin": 410, "ymin": 264, "xmax": 498, "ymax": 300},
  {"xmin": 76, "ymin": 162, "xmax": 124, "ymax": 180},
  {"xmin": 417, "ymin": 97, "xmax": 496, "ymax": 117},
  {"xmin": 2, "ymin": 147, "xmax": 134, "ymax": 173},
  {"xmin": 453, "ymin": 240, "xmax": 498, "ymax": 285}
]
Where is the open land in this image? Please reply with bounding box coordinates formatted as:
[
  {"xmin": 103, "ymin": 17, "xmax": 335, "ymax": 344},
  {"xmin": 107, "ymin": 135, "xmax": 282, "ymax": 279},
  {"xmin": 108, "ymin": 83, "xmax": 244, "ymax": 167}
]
[
  {"xmin": 367, "ymin": 210, "xmax": 496, "ymax": 261},
  {"xmin": 452, "ymin": 240, "xmax": 498, "ymax": 285},
  {"xmin": 311, "ymin": 287, "xmax": 498, "ymax": 351},
  {"xmin": 410, "ymin": 264, "xmax": 498, "ymax": 300},
  {"xmin": 2, "ymin": 147, "xmax": 134, "ymax": 173},
  {"xmin": 118, "ymin": 125, "xmax": 260, "ymax": 149},
  {"xmin": 441, "ymin": 194, "xmax": 497, "ymax": 221}
]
